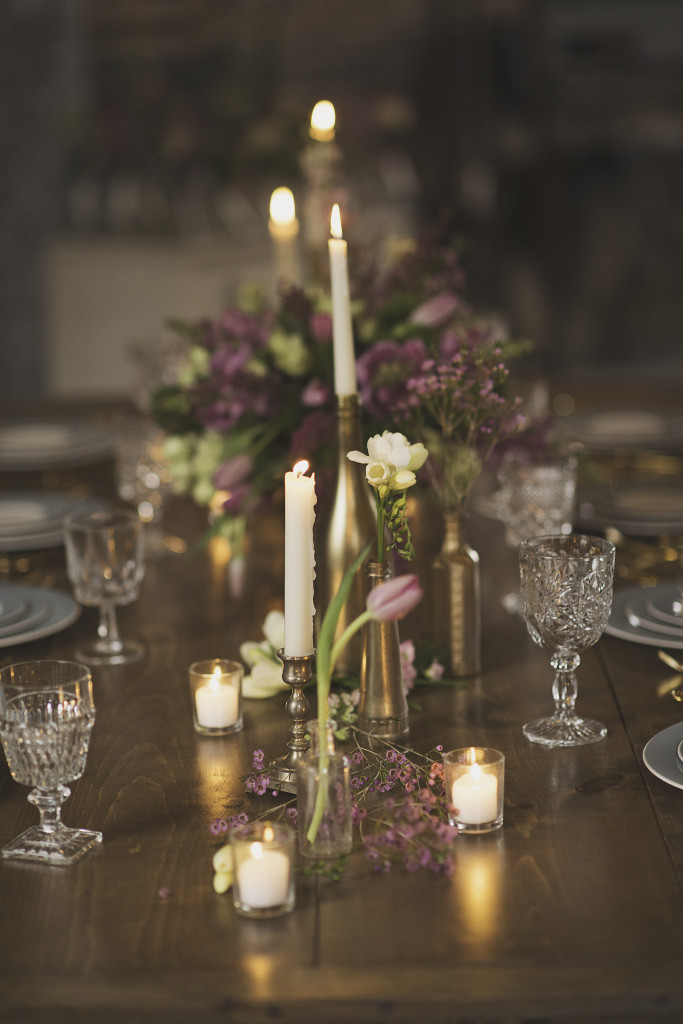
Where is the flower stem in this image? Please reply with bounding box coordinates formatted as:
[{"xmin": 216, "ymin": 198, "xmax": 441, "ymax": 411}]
[{"xmin": 377, "ymin": 505, "xmax": 385, "ymax": 563}]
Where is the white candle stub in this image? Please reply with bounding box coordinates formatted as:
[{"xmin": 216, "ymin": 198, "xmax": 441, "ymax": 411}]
[
  {"xmin": 328, "ymin": 203, "xmax": 357, "ymax": 396},
  {"xmin": 237, "ymin": 841, "xmax": 290, "ymax": 908},
  {"xmin": 195, "ymin": 667, "xmax": 239, "ymax": 730},
  {"xmin": 451, "ymin": 760, "xmax": 498, "ymax": 825}
]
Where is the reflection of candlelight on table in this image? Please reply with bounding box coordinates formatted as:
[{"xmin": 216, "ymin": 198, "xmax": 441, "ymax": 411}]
[{"xmin": 457, "ymin": 837, "xmax": 503, "ymax": 950}]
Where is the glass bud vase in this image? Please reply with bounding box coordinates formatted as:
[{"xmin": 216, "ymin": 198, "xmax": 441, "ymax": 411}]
[
  {"xmin": 431, "ymin": 512, "xmax": 481, "ymax": 677},
  {"xmin": 296, "ymin": 750, "xmax": 353, "ymax": 859},
  {"xmin": 314, "ymin": 394, "xmax": 377, "ymax": 677},
  {"xmin": 358, "ymin": 561, "xmax": 409, "ymax": 742}
]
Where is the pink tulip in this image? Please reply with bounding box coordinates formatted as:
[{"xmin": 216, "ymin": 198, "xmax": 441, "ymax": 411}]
[
  {"xmin": 213, "ymin": 454, "xmax": 253, "ymax": 490},
  {"xmin": 366, "ymin": 574, "xmax": 423, "ymax": 621}
]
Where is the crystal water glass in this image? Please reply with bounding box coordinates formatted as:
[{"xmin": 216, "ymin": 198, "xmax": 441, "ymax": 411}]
[
  {"xmin": 519, "ymin": 533, "xmax": 615, "ymax": 747},
  {"xmin": 64, "ymin": 507, "xmax": 146, "ymax": 665},
  {"xmin": 0, "ymin": 660, "xmax": 102, "ymax": 865}
]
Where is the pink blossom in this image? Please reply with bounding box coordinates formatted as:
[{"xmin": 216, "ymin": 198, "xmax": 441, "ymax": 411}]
[
  {"xmin": 212, "ymin": 454, "xmax": 253, "ymax": 490},
  {"xmin": 310, "ymin": 312, "xmax": 333, "ymax": 342},
  {"xmin": 400, "ymin": 640, "xmax": 418, "ymax": 693},
  {"xmin": 410, "ymin": 292, "xmax": 460, "ymax": 328},
  {"xmin": 301, "ymin": 378, "xmax": 330, "ymax": 407},
  {"xmin": 367, "ymin": 575, "xmax": 423, "ymax": 621}
]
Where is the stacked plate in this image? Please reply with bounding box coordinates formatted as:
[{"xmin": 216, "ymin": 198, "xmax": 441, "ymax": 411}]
[
  {"xmin": 0, "ymin": 420, "xmax": 112, "ymax": 470},
  {"xmin": 606, "ymin": 582, "xmax": 683, "ymax": 649},
  {"xmin": 643, "ymin": 722, "xmax": 683, "ymax": 791},
  {"xmin": 0, "ymin": 583, "xmax": 79, "ymax": 649},
  {"xmin": 577, "ymin": 480, "xmax": 683, "ymax": 537},
  {"xmin": 0, "ymin": 493, "xmax": 107, "ymax": 552},
  {"xmin": 558, "ymin": 410, "xmax": 683, "ymax": 452}
]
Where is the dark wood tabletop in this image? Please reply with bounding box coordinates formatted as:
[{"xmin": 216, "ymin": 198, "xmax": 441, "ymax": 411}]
[{"xmin": 0, "ymin": 398, "xmax": 682, "ymax": 1024}]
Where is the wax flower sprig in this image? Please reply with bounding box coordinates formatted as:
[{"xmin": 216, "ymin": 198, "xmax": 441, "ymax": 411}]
[{"xmin": 347, "ymin": 431, "xmax": 428, "ymax": 563}]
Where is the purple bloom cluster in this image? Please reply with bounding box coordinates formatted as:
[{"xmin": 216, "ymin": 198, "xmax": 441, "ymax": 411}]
[
  {"xmin": 245, "ymin": 748, "xmax": 271, "ymax": 796},
  {"xmin": 363, "ymin": 789, "xmax": 457, "ymax": 875}
]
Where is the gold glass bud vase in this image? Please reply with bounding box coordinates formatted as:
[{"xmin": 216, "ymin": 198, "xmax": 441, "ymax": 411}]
[
  {"xmin": 315, "ymin": 394, "xmax": 376, "ymax": 676},
  {"xmin": 431, "ymin": 512, "xmax": 481, "ymax": 677},
  {"xmin": 358, "ymin": 560, "xmax": 409, "ymax": 742}
]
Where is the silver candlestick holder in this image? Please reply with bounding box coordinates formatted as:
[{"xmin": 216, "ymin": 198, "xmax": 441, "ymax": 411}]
[{"xmin": 265, "ymin": 649, "xmax": 315, "ymax": 794}]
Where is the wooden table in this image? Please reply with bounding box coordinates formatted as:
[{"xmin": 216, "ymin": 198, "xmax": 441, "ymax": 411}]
[{"xmin": 0, "ymin": 405, "xmax": 682, "ymax": 1024}]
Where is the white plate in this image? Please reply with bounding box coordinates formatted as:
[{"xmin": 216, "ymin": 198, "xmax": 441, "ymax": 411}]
[
  {"xmin": 0, "ymin": 584, "xmax": 80, "ymax": 648},
  {"xmin": 0, "ymin": 421, "xmax": 112, "ymax": 469},
  {"xmin": 606, "ymin": 583, "xmax": 683, "ymax": 649},
  {"xmin": 0, "ymin": 493, "xmax": 108, "ymax": 551},
  {"xmin": 643, "ymin": 722, "xmax": 683, "ymax": 790},
  {"xmin": 577, "ymin": 481, "xmax": 683, "ymax": 536},
  {"xmin": 561, "ymin": 410, "xmax": 683, "ymax": 452}
]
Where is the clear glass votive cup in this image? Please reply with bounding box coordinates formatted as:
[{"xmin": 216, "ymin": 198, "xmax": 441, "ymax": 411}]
[
  {"xmin": 296, "ymin": 749, "xmax": 353, "ymax": 859},
  {"xmin": 230, "ymin": 821, "xmax": 295, "ymax": 918},
  {"xmin": 189, "ymin": 659, "xmax": 243, "ymax": 736},
  {"xmin": 304, "ymin": 716, "xmax": 336, "ymax": 755},
  {"xmin": 442, "ymin": 747, "xmax": 505, "ymax": 834}
]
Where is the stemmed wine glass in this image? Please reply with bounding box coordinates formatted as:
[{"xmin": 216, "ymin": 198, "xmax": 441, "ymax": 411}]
[
  {"xmin": 519, "ymin": 533, "xmax": 615, "ymax": 747},
  {"xmin": 64, "ymin": 507, "xmax": 146, "ymax": 665},
  {"xmin": 0, "ymin": 660, "xmax": 102, "ymax": 865}
]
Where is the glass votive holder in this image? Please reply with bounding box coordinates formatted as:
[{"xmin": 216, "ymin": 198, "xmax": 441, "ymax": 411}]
[
  {"xmin": 304, "ymin": 716, "xmax": 336, "ymax": 755},
  {"xmin": 442, "ymin": 747, "xmax": 505, "ymax": 834},
  {"xmin": 230, "ymin": 821, "xmax": 295, "ymax": 918},
  {"xmin": 189, "ymin": 659, "xmax": 243, "ymax": 736},
  {"xmin": 296, "ymin": 750, "xmax": 353, "ymax": 859}
]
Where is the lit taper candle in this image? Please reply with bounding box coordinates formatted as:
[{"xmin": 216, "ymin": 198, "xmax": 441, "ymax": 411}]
[
  {"xmin": 284, "ymin": 460, "xmax": 316, "ymax": 656},
  {"xmin": 269, "ymin": 187, "xmax": 301, "ymax": 287},
  {"xmin": 328, "ymin": 203, "xmax": 356, "ymax": 396}
]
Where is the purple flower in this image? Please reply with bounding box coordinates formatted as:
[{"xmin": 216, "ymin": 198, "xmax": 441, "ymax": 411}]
[
  {"xmin": 366, "ymin": 574, "xmax": 423, "ymax": 621},
  {"xmin": 301, "ymin": 378, "xmax": 330, "ymax": 407},
  {"xmin": 356, "ymin": 339, "xmax": 427, "ymax": 421},
  {"xmin": 410, "ymin": 292, "xmax": 460, "ymax": 328},
  {"xmin": 212, "ymin": 454, "xmax": 253, "ymax": 491},
  {"xmin": 310, "ymin": 312, "xmax": 333, "ymax": 342}
]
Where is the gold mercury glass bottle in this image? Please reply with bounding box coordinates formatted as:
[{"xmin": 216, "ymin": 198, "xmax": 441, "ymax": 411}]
[{"xmin": 314, "ymin": 394, "xmax": 376, "ymax": 677}]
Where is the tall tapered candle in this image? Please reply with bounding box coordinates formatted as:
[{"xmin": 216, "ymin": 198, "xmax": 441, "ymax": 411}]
[
  {"xmin": 284, "ymin": 460, "xmax": 316, "ymax": 656},
  {"xmin": 328, "ymin": 203, "xmax": 356, "ymax": 396}
]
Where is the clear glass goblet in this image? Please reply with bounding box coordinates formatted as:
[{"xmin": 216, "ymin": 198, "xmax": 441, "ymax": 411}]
[
  {"xmin": 64, "ymin": 507, "xmax": 146, "ymax": 665},
  {"xmin": 0, "ymin": 660, "xmax": 102, "ymax": 865},
  {"xmin": 519, "ymin": 533, "xmax": 615, "ymax": 747}
]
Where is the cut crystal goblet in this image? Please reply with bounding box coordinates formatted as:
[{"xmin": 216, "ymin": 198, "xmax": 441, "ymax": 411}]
[
  {"xmin": 519, "ymin": 533, "xmax": 615, "ymax": 747},
  {"xmin": 0, "ymin": 660, "xmax": 102, "ymax": 864}
]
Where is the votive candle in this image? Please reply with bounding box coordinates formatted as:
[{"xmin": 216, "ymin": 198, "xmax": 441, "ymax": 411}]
[{"xmin": 443, "ymin": 747, "xmax": 505, "ymax": 834}]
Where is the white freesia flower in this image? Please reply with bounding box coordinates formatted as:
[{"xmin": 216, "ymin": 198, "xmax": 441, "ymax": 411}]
[
  {"xmin": 242, "ymin": 658, "xmax": 287, "ymax": 699},
  {"xmin": 261, "ymin": 610, "xmax": 285, "ymax": 651},
  {"xmin": 240, "ymin": 611, "xmax": 288, "ymax": 699}
]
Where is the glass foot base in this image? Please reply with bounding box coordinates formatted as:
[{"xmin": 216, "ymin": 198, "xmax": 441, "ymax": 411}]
[
  {"xmin": 523, "ymin": 715, "xmax": 607, "ymax": 747},
  {"xmin": 74, "ymin": 641, "xmax": 145, "ymax": 666},
  {"xmin": 1, "ymin": 825, "xmax": 103, "ymax": 865}
]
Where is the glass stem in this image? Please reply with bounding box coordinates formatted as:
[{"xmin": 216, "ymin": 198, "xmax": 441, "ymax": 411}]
[
  {"xmin": 550, "ymin": 653, "xmax": 580, "ymax": 719},
  {"xmin": 28, "ymin": 786, "xmax": 70, "ymax": 835},
  {"xmin": 98, "ymin": 602, "xmax": 123, "ymax": 652}
]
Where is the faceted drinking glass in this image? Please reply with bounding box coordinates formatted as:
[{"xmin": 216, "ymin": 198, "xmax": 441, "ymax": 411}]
[
  {"xmin": 519, "ymin": 533, "xmax": 615, "ymax": 747},
  {"xmin": 0, "ymin": 660, "xmax": 102, "ymax": 864},
  {"xmin": 64, "ymin": 507, "xmax": 145, "ymax": 665}
]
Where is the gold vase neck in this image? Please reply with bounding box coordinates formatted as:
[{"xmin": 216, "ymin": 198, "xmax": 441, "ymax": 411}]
[
  {"xmin": 442, "ymin": 512, "xmax": 466, "ymax": 549},
  {"xmin": 335, "ymin": 394, "xmax": 362, "ymax": 451}
]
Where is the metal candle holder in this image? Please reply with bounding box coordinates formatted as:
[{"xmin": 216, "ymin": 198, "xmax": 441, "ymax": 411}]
[{"xmin": 265, "ymin": 649, "xmax": 315, "ymax": 794}]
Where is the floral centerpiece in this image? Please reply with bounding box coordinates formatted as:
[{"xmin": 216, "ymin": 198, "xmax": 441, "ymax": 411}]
[{"xmin": 151, "ymin": 235, "xmax": 529, "ymax": 563}]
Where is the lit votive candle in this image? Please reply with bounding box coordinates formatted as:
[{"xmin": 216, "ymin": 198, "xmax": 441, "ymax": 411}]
[
  {"xmin": 189, "ymin": 659, "xmax": 243, "ymax": 736},
  {"xmin": 230, "ymin": 822, "xmax": 295, "ymax": 918},
  {"xmin": 443, "ymin": 747, "xmax": 505, "ymax": 834}
]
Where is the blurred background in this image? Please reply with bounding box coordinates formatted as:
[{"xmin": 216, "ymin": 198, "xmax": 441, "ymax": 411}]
[{"xmin": 2, "ymin": 0, "xmax": 683, "ymax": 399}]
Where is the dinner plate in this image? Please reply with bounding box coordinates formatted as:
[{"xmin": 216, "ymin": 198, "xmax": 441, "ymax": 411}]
[
  {"xmin": 560, "ymin": 410, "xmax": 683, "ymax": 452},
  {"xmin": 0, "ymin": 493, "xmax": 108, "ymax": 551},
  {"xmin": 606, "ymin": 583, "xmax": 683, "ymax": 649},
  {"xmin": 576, "ymin": 480, "xmax": 683, "ymax": 536},
  {"xmin": 0, "ymin": 584, "xmax": 80, "ymax": 648},
  {"xmin": 642, "ymin": 722, "xmax": 683, "ymax": 790},
  {"xmin": 0, "ymin": 420, "xmax": 112, "ymax": 470}
]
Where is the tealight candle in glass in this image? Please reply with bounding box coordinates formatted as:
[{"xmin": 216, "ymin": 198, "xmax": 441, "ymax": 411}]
[
  {"xmin": 443, "ymin": 747, "xmax": 505, "ymax": 834},
  {"xmin": 230, "ymin": 822, "xmax": 295, "ymax": 918},
  {"xmin": 189, "ymin": 659, "xmax": 243, "ymax": 736}
]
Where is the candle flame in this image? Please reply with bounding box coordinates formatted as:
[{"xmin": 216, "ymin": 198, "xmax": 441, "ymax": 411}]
[
  {"xmin": 210, "ymin": 665, "xmax": 222, "ymax": 690},
  {"xmin": 263, "ymin": 824, "xmax": 275, "ymax": 843},
  {"xmin": 269, "ymin": 186, "xmax": 296, "ymax": 226},
  {"xmin": 330, "ymin": 203, "xmax": 342, "ymax": 239},
  {"xmin": 250, "ymin": 842, "xmax": 263, "ymax": 860},
  {"xmin": 310, "ymin": 100, "xmax": 335, "ymax": 140},
  {"xmin": 467, "ymin": 746, "xmax": 478, "ymax": 765},
  {"xmin": 292, "ymin": 459, "xmax": 310, "ymax": 477}
]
